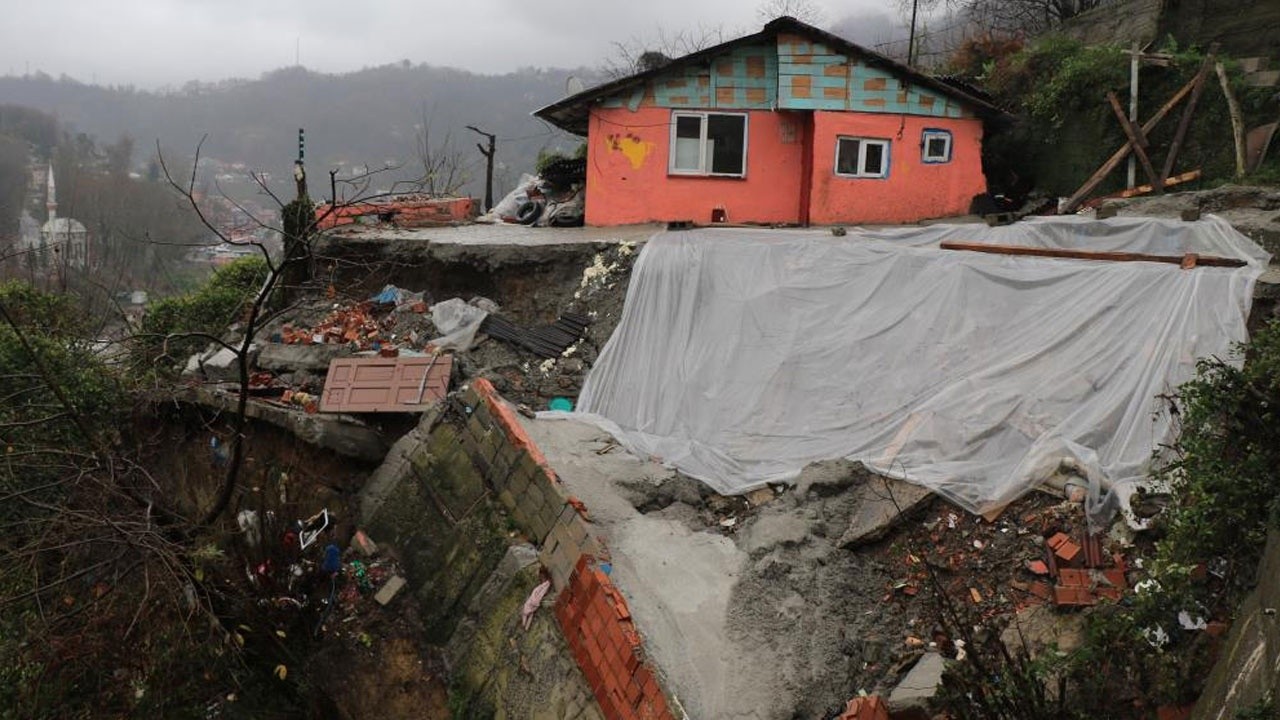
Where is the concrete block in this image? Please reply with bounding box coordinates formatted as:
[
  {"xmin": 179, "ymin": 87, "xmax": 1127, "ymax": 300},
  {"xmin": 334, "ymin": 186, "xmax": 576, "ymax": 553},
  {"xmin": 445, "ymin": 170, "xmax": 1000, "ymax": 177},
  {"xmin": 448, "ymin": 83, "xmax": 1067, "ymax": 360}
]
[
  {"xmin": 375, "ymin": 575, "xmax": 408, "ymax": 605},
  {"xmin": 838, "ymin": 476, "xmax": 933, "ymax": 549},
  {"xmin": 1240, "ymin": 57, "xmax": 1268, "ymax": 74},
  {"xmin": 498, "ymin": 489, "xmax": 517, "ymax": 511},
  {"xmin": 1245, "ymin": 70, "xmax": 1280, "ymax": 87},
  {"xmin": 887, "ymin": 652, "xmax": 948, "ymax": 719}
]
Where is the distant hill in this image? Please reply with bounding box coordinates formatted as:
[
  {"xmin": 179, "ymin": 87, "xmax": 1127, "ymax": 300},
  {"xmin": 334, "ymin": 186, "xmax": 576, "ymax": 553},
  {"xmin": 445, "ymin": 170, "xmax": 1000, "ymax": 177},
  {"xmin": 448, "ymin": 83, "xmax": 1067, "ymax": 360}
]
[{"xmin": 0, "ymin": 63, "xmax": 597, "ymax": 200}]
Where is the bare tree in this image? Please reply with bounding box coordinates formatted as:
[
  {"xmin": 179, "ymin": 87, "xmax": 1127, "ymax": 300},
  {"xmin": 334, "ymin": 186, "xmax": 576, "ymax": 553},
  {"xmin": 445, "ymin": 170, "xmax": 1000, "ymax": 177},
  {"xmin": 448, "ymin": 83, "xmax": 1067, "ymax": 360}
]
[
  {"xmin": 601, "ymin": 23, "xmax": 731, "ymax": 79},
  {"xmin": 756, "ymin": 0, "xmax": 827, "ymax": 25},
  {"xmin": 413, "ymin": 105, "xmax": 469, "ymax": 197}
]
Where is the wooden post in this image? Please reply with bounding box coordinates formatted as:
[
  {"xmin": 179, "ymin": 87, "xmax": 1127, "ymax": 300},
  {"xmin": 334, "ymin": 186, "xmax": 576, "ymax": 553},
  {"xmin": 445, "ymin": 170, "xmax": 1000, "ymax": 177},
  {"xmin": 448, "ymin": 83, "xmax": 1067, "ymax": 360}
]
[
  {"xmin": 1159, "ymin": 45, "xmax": 1218, "ymax": 186},
  {"xmin": 1061, "ymin": 75, "xmax": 1199, "ymax": 213},
  {"xmin": 1107, "ymin": 91, "xmax": 1161, "ymax": 190},
  {"xmin": 1214, "ymin": 62, "xmax": 1247, "ymax": 178},
  {"xmin": 467, "ymin": 125, "xmax": 496, "ymax": 212}
]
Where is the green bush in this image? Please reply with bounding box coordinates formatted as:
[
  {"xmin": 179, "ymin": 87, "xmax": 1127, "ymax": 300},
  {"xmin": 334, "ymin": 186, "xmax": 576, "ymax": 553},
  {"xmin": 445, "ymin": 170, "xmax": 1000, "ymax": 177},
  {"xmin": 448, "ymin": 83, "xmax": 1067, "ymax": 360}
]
[{"xmin": 137, "ymin": 255, "xmax": 268, "ymax": 369}]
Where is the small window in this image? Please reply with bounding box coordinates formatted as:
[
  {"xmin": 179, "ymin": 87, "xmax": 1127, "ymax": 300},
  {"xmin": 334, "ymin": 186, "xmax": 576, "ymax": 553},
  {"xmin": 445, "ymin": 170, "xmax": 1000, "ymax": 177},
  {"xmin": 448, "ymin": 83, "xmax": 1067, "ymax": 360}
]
[
  {"xmin": 669, "ymin": 111, "xmax": 747, "ymax": 177},
  {"xmin": 835, "ymin": 137, "xmax": 890, "ymax": 178},
  {"xmin": 921, "ymin": 129, "xmax": 952, "ymax": 163}
]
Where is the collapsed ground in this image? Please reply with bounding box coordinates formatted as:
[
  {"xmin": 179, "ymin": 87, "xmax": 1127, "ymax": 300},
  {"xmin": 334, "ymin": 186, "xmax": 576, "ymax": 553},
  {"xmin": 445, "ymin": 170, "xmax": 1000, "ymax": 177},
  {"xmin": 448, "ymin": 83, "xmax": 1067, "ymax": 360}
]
[{"xmin": 169, "ymin": 194, "xmax": 1280, "ymax": 719}]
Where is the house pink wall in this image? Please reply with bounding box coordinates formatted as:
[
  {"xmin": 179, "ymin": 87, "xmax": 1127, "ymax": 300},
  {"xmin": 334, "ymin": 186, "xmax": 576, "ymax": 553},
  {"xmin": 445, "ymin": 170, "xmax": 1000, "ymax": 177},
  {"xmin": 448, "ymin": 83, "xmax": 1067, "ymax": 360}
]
[
  {"xmin": 585, "ymin": 107, "xmax": 807, "ymax": 226},
  {"xmin": 807, "ymin": 112, "xmax": 986, "ymax": 225}
]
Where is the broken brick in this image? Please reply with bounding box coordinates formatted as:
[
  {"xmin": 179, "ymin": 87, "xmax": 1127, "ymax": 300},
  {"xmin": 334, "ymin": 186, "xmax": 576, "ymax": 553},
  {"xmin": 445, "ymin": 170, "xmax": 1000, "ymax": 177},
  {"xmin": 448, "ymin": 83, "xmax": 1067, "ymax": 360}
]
[{"xmin": 1026, "ymin": 560, "xmax": 1049, "ymax": 575}]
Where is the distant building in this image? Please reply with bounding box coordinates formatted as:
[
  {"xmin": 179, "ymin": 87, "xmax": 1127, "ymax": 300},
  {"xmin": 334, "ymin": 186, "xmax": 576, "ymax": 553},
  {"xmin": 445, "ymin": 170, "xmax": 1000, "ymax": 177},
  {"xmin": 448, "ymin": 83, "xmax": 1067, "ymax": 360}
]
[{"xmin": 19, "ymin": 164, "xmax": 89, "ymax": 271}]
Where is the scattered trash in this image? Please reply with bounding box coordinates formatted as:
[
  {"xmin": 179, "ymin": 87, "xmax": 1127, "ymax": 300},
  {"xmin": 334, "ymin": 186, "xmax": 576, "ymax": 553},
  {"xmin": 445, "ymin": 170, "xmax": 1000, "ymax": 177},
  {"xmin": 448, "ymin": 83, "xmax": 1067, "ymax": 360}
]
[
  {"xmin": 374, "ymin": 575, "xmax": 407, "ymax": 606},
  {"xmin": 300, "ymin": 509, "xmax": 331, "ymax": 550},
  {"xmin": 322, "ymin": 544, "xmax": 342, "ymax": 575},
  {"xmin": 548, "ymin": 397, "xmax": 574, "ymax": 412},
  {"xmin": 351, "ymin": 530, "xmax": 378, "ymax": 557},
  {"xmin": 521, "ymin": 580, "xmax": 552, "ymax": 630}
]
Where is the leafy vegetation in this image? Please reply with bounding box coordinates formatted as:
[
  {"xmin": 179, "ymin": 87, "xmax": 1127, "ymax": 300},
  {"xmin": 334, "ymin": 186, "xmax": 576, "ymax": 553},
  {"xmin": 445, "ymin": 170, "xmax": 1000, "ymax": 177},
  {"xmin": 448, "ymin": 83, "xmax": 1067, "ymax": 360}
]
[
  {"xmin": 957, "ymin": 36, "xmax": 1280, "ymax": 197},
  {"xmin": 137, "ymin": 255, "xmax": 268, "ymax": 370}
]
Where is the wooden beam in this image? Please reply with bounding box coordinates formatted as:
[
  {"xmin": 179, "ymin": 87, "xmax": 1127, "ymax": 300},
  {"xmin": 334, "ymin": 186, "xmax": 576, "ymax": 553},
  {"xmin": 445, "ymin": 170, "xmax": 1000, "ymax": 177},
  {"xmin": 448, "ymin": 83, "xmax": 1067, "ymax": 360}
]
[
  {"xmin": 1214, "ymin": 62, "xmax": 1247, "ymax": 178},
  {"xmin": 1061, "ymin": 74, "xmax": 1200, "ymax": 213},
  {"xmin": 1114, "ymin": 168, "xmax": 1200, "ymax": 199},
  {"xmin": 1106, "ymin": 91, "xmax": 1161, "ymax": 190},
  {"xmin": 1159, "ymin": 45, "xmax": 1219, "ymax": 186},
  {"xmin": 938, "ymin": 241, "xmax": 1246, "ymax": 268}
]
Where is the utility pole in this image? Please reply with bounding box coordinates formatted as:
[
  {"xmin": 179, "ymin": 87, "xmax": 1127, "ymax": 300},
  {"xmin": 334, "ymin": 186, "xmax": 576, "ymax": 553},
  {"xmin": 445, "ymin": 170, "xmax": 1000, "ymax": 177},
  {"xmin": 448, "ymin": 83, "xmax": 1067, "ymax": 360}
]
[
  {"xmin": 907, "ymin": 0, "xmax": 920, "ymax": 66},
  {"xmin": 467, "ymin": 125, "xmax": 496, "ymax": 211}
]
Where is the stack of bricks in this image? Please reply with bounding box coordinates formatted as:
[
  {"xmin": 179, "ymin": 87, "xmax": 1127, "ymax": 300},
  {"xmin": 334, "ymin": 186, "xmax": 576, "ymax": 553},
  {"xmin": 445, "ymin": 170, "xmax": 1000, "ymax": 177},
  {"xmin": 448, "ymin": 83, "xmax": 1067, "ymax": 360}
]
[{"xmin": 555, "ymin": 556, "xmax": 673, "ymax": 720}]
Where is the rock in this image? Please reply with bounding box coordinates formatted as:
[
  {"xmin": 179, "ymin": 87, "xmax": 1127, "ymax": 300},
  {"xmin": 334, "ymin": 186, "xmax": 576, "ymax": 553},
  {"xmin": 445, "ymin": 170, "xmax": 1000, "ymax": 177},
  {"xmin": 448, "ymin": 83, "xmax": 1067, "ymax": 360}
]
[
  {"xmin": 374, "ymin": 575, "xmax": 407, "ymax": 605},
  {"xmin": 738, "ymin": 512, "xmax": 810, "ymax": 554},
  {"xmin": 838, "ymin": 476, "xmax": 933, "ymax": 548},
  {"xmin": 886, "ymin": 651, "xmax": 948, "ymax": 719},
  {"xmin": 257, "ymin": 342, "xmax": 351, "ymax": 373},
  {"xmin": 794, "ymin": 458, "xmax": 864, "ymax": 498},
  {"xmin": 1000, "ymin": 604, "xmax": 1085, "ymax": 660}
]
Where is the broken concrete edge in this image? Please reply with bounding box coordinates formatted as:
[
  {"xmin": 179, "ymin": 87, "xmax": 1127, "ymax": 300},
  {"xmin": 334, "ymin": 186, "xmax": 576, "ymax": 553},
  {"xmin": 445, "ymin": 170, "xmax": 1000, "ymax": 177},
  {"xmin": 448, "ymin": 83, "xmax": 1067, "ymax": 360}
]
[{"xmin": 173, "ymin": 385, "xmax": 390, "ymax": 463}]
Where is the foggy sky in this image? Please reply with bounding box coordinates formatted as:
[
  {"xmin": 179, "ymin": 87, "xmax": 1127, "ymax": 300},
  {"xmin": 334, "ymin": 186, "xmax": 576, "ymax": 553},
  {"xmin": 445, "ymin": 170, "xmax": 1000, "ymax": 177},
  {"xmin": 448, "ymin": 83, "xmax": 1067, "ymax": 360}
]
[{"xmin": 1, "ymin": 0, "xmax": 894, "ymax": 89}]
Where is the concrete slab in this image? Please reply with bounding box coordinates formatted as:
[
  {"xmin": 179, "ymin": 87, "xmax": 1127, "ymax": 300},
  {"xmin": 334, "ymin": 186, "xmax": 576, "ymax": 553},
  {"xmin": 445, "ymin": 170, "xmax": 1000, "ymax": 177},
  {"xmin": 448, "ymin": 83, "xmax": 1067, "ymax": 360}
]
[
  {"xmin": 326, "ymin": 222, "xmax": 663, "ymax": 247},
  {"xmin": 838, "ymin": 476, "xmax": 934, "ymax": 549},
  {"xmin": 886, "ymin": 651, "xmax": 948, "ymax": 719}
]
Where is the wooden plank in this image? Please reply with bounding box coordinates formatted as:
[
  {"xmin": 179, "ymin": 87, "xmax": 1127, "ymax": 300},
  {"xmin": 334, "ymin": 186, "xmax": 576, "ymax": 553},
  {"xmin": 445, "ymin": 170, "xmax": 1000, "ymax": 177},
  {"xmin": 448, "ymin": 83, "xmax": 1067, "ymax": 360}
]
[
  {"xmin": 1114, "ymin": 169, "xmax": 1200, "ymax": 199},
  {"xmin": 1215, "ymin": 62, "xmax": 1247, "ymax": 178},
  {"xmin": 938, "ymin": 241, "xmax": 1246, "ymax": 268},
  {"xmin": 1106, "ymin": 91, "xmax": 1161, "ymax": 190},
  {"xmin": 1061, "ymin": 74, "xmax": 1201, "ymax": 213},
  {"xmin": 1160, "ymin": 45, "xmax": 1219, "ymax": 185},
  {"xmin": 1083, "ymin": 169, "xmax": 1202, "ymax": 207}
]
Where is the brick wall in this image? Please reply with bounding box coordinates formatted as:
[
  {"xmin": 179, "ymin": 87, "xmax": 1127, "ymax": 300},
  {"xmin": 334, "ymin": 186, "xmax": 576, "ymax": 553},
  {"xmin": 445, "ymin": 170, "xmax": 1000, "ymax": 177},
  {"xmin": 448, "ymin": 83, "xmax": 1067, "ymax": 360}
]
[{"xmin": 454, "ymin": 379, "xmax": 676, "ymax": 720}]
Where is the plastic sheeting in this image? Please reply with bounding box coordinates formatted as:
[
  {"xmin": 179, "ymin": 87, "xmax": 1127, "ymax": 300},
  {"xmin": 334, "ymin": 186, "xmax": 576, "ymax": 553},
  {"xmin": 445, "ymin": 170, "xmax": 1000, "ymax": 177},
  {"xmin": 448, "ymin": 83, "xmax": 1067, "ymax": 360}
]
[{"xmin": 572, "ymin": 216, "xmax": 1268, "ymax": 525}]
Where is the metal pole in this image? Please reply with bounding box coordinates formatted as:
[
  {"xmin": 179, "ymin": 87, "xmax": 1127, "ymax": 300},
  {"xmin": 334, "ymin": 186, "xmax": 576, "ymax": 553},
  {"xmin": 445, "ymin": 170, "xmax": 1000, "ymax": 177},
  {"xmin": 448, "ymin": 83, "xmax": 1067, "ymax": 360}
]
[{"xmin": 1127, "ymin": 44, "xmax": 1139, "ymax": 189}]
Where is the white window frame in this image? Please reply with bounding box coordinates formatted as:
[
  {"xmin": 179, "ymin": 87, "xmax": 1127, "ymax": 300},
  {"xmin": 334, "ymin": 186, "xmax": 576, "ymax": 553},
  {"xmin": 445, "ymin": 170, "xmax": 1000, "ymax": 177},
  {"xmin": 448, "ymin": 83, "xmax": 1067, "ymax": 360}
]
[
  {"xmin": 921, "ymin": 129, "xmax": 952, "ymax": 164},
  {"xmin": 668, "ymin": 111, "xmax": 749, "ymax": 177},
  {"xmin": 834, "ymin": 136, "xmax": 890, "ymax": 179}
]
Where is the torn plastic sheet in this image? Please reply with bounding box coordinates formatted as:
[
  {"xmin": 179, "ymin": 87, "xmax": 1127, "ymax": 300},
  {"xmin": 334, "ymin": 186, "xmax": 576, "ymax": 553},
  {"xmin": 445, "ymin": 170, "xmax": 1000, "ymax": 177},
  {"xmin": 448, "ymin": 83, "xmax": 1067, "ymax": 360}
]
[
  {"xmin": 428, "ymin": 298, "xmax": 488, "ymax": 352},
  {"xmin": 569, "ymin": 216, "xmax": 1268, "ymax": 528}
]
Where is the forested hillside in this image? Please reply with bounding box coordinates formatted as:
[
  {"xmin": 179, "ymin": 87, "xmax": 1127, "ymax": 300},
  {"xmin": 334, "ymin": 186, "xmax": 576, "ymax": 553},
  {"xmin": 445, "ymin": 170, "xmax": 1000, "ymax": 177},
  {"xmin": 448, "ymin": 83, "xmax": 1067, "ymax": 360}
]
[{"xmin": 0, "ymin": 62, "xmax": 593, "ymax": 199}]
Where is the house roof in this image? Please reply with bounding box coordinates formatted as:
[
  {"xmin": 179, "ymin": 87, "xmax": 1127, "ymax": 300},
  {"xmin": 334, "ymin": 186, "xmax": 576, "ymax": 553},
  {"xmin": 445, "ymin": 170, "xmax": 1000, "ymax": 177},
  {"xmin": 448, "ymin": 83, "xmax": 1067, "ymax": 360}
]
[{"xmin": 534, "ymin": 16, "xmax": 1009, "ymax": 135}]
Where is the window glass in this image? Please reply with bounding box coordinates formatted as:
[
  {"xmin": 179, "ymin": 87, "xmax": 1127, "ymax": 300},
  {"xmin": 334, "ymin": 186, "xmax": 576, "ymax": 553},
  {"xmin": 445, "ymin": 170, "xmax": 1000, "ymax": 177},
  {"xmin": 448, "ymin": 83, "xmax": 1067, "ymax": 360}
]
[
  {"xmin": 673, "ymin": 115, "xmax": 703, "ymax": 171},
  {"xmin": 836, "ymin": 138, "xmax": 861, "ymax": 175},
  {"xmin": 706, "ymin": 114, "xmax": 746, "ymax": 175},
  {"xmin": 862, "ymin": 142, "xmax": 885, "ymax": 175}
]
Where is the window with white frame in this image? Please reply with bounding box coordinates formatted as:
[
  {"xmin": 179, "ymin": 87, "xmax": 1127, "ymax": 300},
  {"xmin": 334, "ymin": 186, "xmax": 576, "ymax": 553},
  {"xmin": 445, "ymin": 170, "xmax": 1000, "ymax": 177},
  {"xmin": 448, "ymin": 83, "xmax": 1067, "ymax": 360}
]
[
  {"xmin": 835, "ymin": 137, "xmax": 890, "ymax": 178},
  {"xmin": 921, "ymin": 129, "xmax": 952, "ymax": 163},
  {"xmin": 669, "ymin": 111, "xmax": 748, "ymax": 177}
]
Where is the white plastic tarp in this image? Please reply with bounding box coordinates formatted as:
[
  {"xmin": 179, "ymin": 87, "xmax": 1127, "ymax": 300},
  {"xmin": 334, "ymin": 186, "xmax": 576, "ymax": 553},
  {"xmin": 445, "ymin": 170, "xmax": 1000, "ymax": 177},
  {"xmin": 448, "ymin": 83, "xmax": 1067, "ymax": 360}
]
[{"xmin": 572, "ymin": 216, "xmax": 1269, "ymax": 524}]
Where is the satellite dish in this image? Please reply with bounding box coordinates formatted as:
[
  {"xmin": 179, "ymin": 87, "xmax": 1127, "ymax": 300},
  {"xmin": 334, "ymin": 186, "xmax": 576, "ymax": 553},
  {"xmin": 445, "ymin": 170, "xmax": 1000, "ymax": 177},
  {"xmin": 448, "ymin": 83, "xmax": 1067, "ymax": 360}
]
[{"xmin": 566, "ymin": 75, "xmax": 586, "ymax": 94}]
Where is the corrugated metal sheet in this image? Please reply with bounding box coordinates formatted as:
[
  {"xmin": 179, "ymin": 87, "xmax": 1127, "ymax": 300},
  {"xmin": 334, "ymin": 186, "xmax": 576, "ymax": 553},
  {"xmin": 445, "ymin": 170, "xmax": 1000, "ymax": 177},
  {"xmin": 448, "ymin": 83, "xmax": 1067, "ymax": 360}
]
[{"xmin": 320, "ymin": 354, "xmax": 453, "ymax": 413}]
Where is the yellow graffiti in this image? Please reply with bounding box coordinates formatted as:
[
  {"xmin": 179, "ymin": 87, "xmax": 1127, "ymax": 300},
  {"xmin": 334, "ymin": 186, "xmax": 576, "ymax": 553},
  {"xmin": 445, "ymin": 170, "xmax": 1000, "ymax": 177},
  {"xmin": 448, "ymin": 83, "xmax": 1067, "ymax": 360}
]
[{"xmin": 605, "ymin": 133, "xmax": 654, "ymax": 169}]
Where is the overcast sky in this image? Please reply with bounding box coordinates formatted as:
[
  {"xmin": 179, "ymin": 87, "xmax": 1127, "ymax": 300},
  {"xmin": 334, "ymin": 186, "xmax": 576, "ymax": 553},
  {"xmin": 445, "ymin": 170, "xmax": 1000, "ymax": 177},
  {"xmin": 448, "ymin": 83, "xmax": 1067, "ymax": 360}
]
[{"xmin": 0, "ymin": 0, "xmax": 899, "ymax": 89}]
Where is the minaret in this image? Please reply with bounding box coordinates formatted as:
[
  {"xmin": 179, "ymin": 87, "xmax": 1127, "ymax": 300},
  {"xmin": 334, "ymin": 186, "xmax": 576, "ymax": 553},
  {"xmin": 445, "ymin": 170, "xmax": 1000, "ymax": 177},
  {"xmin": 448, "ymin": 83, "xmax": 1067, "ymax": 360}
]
[{"xmin": 45, "ymin": 165, "xmax": 56, "ymax": 222}]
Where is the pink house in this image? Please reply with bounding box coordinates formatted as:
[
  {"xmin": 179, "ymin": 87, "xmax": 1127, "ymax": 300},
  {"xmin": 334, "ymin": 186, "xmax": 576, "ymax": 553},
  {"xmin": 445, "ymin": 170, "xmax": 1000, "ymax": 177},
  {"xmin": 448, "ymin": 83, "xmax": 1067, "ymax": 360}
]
[{"xmin": 534, "ymin": 17, "xmax": 1007, "ymax": 227}]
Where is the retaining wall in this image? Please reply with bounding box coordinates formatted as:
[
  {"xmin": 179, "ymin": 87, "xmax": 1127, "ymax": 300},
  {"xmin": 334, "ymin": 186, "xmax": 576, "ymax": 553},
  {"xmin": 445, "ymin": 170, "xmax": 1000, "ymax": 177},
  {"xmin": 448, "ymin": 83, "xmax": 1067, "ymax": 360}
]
[
  {"xmin": 362, "ymin": 378, "xmax": 678, "ymax": 720},
  {"xmin": 453, "ymin": 378, "xmax": 678, "ymax": 720}
]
